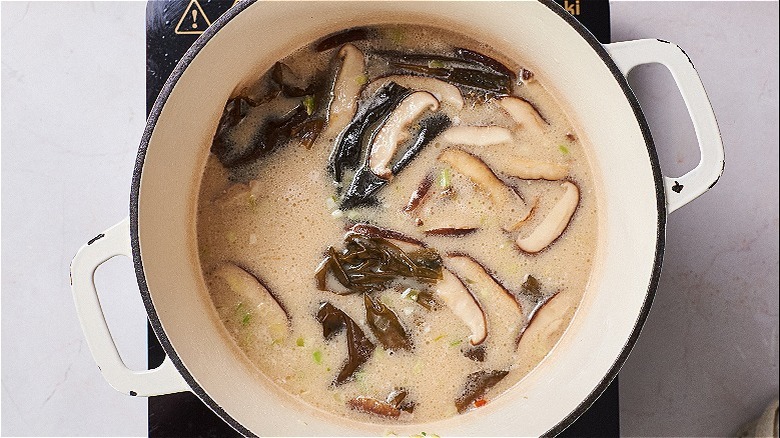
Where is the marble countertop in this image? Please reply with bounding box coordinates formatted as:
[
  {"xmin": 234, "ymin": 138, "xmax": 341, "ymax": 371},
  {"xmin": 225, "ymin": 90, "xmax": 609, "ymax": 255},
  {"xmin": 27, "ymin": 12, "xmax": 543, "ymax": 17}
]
[{"xmin": 2, "ymin": 2, "xmax": 777, "ymax": 436}]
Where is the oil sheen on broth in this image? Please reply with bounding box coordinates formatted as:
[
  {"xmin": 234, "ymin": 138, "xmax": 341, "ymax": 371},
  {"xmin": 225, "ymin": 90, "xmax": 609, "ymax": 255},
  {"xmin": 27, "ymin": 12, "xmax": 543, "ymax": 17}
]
[{"xmin": 197, "ymin": 24, "xmax": 597, "ymax": 423}]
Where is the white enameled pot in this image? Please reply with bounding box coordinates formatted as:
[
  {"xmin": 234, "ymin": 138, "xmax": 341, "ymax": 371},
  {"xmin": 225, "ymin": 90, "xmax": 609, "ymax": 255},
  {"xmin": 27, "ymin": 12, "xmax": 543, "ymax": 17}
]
[{"xmin": 71, "ymin": 1, "xmax": 724, "ymax": 436}]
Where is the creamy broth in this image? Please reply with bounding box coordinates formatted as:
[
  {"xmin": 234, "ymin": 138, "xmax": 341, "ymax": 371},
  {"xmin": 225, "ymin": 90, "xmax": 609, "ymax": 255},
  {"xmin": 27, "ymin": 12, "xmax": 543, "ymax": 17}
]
[{"xmin": 197, "ymin": 25, "xmax": 597, "ymax": 424}]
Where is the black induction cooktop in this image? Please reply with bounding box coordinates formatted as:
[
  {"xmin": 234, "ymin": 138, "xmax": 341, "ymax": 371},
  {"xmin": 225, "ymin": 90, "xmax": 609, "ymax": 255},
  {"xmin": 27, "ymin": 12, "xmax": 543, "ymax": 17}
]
[{"xmin": 146, "ymin": 1, "xmax": 617, "ymax": 436}]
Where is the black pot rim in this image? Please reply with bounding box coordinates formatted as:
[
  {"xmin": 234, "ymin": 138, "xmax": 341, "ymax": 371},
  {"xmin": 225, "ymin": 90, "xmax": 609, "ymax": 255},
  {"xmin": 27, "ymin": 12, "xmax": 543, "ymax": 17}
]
[{"xmin": 130, "ymin": 1, "xmax": 666, "ymax": 436}]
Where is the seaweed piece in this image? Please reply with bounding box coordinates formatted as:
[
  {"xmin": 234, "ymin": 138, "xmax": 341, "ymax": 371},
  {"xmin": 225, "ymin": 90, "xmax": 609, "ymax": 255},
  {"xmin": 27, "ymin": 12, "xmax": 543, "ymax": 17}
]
[
  {"xmin": 364, "ymin": 295, "xmax": 412, "ymax": 351},
  {"xmin": 315, "ymin": 302, "xmax": 376, "ymax": 385},
  {"xmin": 211, "ymin": 95, "xmax": 261, "ymax": 166},
  {"xmin": 391, "ymin": 112, "xmax": 451, "ymax": 174},
  {"xmin": 316, "ymin": 28, "xmax": 369, "ymax": 52},
  {"xmin": 339, "ymin": 166, "xmax": 386, "ymax": 210},
  {"xmin": 390, "ymin": 62, "xmax": 512, "ymax": 95},
  {"xmin": 316, "ymin": 233, "xmax": 443, "ymax": 295},
  {"xmin": 454, "ymin": 47, "xmax": 516, "ymax": 79},
  {"xmin": 463, "ymin": 344, "xmax": 486, "ymax": 362},
  {"xmin": 329, "ymin": 82, "xmax": 411, "ymax": 183},
  {"xmin": 340, "ymin": 113, "xmax": 451, "ymax": 209},
  {"xmin": 520, "ymin": 275, "xmax": 542, "ymax": 298},
  {"xmin": 214, "ymin": 105, "xmax": 309, "ymax": 168},
  {"xmin": 454, "ymin": 370, "xmax": 509, "ymax": 413},
  {"xmin": 270, "ymin": 62, "xmax": 323, "ymax": 98}
]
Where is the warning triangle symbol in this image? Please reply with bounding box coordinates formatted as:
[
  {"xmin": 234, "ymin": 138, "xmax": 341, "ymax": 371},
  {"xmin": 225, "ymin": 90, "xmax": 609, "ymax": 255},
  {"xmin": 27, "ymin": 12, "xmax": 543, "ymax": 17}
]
[{"xmin": 174, "ymin": 0, "xmax": 211, "ymax": 35}]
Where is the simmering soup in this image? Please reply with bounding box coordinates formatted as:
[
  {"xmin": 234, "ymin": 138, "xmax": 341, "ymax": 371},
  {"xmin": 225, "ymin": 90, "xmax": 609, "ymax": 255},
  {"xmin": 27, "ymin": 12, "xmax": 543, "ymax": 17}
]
[{"xmin": 197, "ymin": 24, "xmax": 597, "ymax": 424}]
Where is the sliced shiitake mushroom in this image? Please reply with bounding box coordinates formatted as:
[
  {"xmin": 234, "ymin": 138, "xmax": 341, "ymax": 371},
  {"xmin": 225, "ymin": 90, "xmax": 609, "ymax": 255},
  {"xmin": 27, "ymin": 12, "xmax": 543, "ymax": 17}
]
[
  {"xmin": 516, "ymin": 181, "xmax": 579, "ymax": 253},
  {"xmin": 348, "ymin": 223, "xmax": 426, "ymax": 249},
  {"xmin": 435, "ymin": 268, "xmax": 487, "ymax": 346},
  {"xmin": 439, "ymin": 126, "xmax": 513, "ymax": 146},
  {"xmin": 211, "ymin": 263, "xmax": 290, "ymax": 343},
  {"xmin": 403, "ymin": 173, "xmax": 434, "ymax": 213},
  {"xmin": 347, "ymin": 388, "xmax": 414, "ymax": 418},
  {"xmin": 515, "ymin": 287, "xmax": 565, "ymax": 347},
  {"xmin": 329, "ymin": 82, "xmax": 411, "ymax": 183},
  {"xmin": 369, "ymin": 91, "xmax": 440, "ymax": 179},
  {"xmin": 499, "ymin": 96, "xmax": 547, "ymax": 133},
  {"xmin": 326, "ymin": 44, "xmax": 366, "ymax": 137},
  {"xmin": 438, "ymin": 148, "xmax": 531, "ymax": 230},
  {"xmin": 445, "ymin": 253, "xmax": 522, "ymax": 314},
  {"xmin": 424, "ymin": 227, "xmax": 478, "ymax": 237}
]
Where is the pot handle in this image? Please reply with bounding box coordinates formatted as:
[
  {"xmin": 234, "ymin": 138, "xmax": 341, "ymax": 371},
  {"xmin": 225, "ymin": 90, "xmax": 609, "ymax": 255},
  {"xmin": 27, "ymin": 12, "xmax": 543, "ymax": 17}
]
[
  {"xmin": 70, "ymin": 217, "xmax": 189, "ymax": 396},
  {"xmin": 605, "ymin": 39, "xmax": 724, "ymax": 214}
]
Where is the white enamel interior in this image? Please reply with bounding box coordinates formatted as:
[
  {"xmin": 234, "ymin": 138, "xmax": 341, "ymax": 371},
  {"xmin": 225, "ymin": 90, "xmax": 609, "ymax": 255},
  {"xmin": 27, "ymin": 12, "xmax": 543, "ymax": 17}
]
[{"xmin": 136, "ymin": 1, "xmax": 661, "ymax": 435}]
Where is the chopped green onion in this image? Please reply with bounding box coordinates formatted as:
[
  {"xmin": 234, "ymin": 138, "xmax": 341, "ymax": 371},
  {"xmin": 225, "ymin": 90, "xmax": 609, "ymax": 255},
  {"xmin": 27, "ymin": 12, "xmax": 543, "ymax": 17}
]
[
  {"xmin": 313, "ymin": 350, "xmax": 323, "ymax": 364},
  {"xmin": 433, "ymin": 334, "xmax": 445, "ymax": 342},
  {"xmin": 325, "ymin": 195, "xmax": 338, "ymax": 211},
  {"xmin": 439, "ymin": 167, "xmax": 452, "ymax": 189},
  {"xmin": 450, "ymin": 339, "xmax": 462, "ymax": 346},
  {"xmin": 558, "ymin": 144, "xmax": 570, "ymax": 154},
  {"xmin": 241, "ymin": 312, "xmax": 251, "ymax": 326},
  {"xmin": 303, "ymin": 95, "xmax": 316, "ymax": 116},
  {"xmin": 346, "ymin": 210, "xmax": 361, "ymax": 221},
  {"xmin": 427, "ymin": 60, "xmax": 445, "ymax": 69},
  {"xmin": 355, "ymin": 74, "xmax": 368, "ymax": 86},
  {"xmin": 401, "ymin": 288, "xmax": 420, "ymax": 301},
  {"xmin": 296, "ymin": 337, "xmax": 305, "ymax": 347},
  {"xmin": 248, "ymin": 194, "xmax": 258, "ymax": 210}
]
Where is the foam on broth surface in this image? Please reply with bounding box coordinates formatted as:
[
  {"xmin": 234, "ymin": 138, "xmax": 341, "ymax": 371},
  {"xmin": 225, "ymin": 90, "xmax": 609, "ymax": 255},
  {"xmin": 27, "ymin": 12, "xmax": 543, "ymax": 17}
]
[{"xmin": 197, "ymin": 24, "xmax": 597, "ymax": 424}]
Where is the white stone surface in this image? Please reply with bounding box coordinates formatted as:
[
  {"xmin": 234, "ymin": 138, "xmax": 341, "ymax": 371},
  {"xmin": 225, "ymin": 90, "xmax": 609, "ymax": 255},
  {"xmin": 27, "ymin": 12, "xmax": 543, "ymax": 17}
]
[
  {"xmin": 1, "ymin": 1, "xmax": 777, "ymax": 437},
  {"xmin": 1, "ymin": 2, "xmax": 148, "ymax": 436},
  {"xmin": 612, "ymin": 2, "xmax": 779, "ymax": 436}
]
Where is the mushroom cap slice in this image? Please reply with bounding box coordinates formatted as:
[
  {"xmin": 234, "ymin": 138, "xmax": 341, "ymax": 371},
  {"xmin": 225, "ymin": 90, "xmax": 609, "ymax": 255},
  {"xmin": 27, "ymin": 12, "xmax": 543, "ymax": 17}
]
[
  {"xmin": 446, "ymin": 254, "xmax": 522, "ymax": 313},
  {"xmin": 366, "ymin": 75, "xmax": 464, "ymax": 110},
  {"xmin": 446, "ymin": 254, "xmax": 524, "ymax": 349},
  {"xmin": 370, "ymin": 91, "xmax": 440, "ymax": 179},
  {"xmin": 211, "ymin": 263, "xmax": 290, "ymax": 343},
  {"xmin": 499, "ymin": 96, "xmax": 547, "ymax": 132},
  {"xmin": 516, "ymin": 181, "xmax": 580, "ymax": 253},
  {"xmin": 326, "ymin": 44, "xmax": 366, "ymax": 136},
  {"xmin": 515, "ymin": 290, "xmax": 574, "ymax": 358},
  {"xmin": 440, "ymin": 126, "xmax": 513, "ymax": 146},
  {"xmin": 438, "ymin": 148, "xmax": 531, "ymax": 230},
  {"xmin": 435, "ymin": 268, "xmax": 487, "ymax": 346}
]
